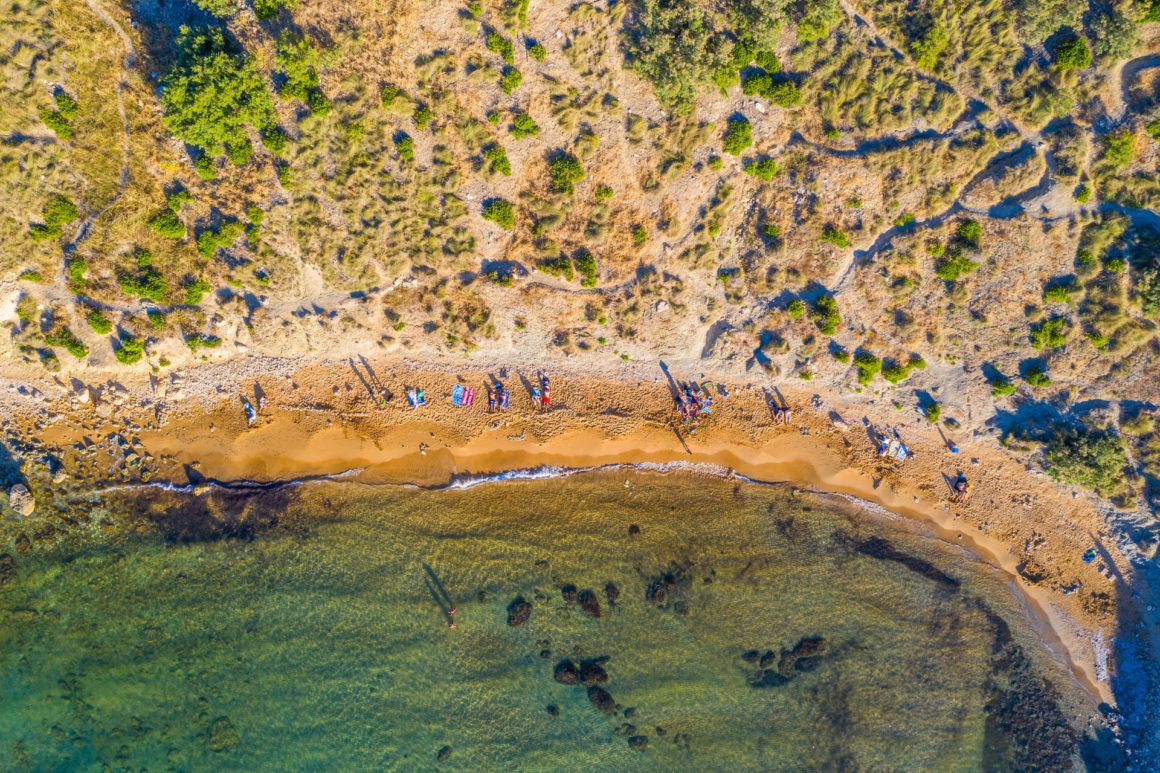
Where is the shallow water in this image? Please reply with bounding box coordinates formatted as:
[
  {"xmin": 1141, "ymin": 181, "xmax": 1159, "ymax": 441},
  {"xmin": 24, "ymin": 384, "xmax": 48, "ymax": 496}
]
[{"xmin": 0, "ymin": 471, "xmax": 1089, "ymax": 771}]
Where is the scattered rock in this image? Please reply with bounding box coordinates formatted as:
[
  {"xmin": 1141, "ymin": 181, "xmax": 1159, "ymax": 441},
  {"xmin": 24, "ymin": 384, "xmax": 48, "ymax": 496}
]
[
  {"xmin": 436, "ymin": 745, "xmax": 452, "ymax": 763},
  {"xmin": 206, "ymin": 717, "xmax": 239, "ymax": 752},
  {"xmin": 561, "ymin": 583, "xmax": 579, "ymax": 603},
  {"xmin": 8, "ymin": 484, "xmax": 35, "ymax": 517},
  {"xmin": 554, "ymin": 660, "xmax": 581, "ymax": 685},
  {"xmin": 577, "ymin": 588, "xmax": 601, "ymax": 618},
  {"xmin": 587, "ymin": 685, "xmax": 615, "ymax": 714},
  {"xmin": 604, "ymin": 581, "xmax": 620, "ymax": 605},
  {"xmin": 628, "ymin": 735, "xmax": 649, "ymax": 751},
  {"xmin": 506, "ymin": 596, "xmax": 532, "ymax": 627}
]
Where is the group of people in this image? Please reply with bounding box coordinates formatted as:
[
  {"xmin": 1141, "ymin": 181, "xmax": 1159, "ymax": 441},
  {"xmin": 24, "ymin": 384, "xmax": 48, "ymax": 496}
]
[
  {"xmin": 486, "ymin": 381, "xmax": 511, "ymax": 413},
  {"xmin": 675, "ymin": 381, "xmax": 717, "ymax": 432},
  {"xmin": 530, "ymin": 372, "xmax": 551, "ymax": 413},
  {"xmin": 950, "ymin": 473, "xmax": 972, "ymax": 503}
]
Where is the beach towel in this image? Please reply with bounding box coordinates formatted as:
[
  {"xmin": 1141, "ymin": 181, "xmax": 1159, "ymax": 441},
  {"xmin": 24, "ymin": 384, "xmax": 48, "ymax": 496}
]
[
  {"xmin": 886, "ymin": 439, "xmax": 900, "ymax": 458},
  {"xmin": 895, "ymin": 444, "xmax": 909, "ymax": 461},
  {"xmin": 407, "ymin": 389, "xmax": 426, "ymax": 408},
  {"xmin": 463, "ymin": 387, "xmax": 475, "ymax": 406},
  {"xmin": 452, "ymin": 384, "xmax": 466, "ymax": 407},
  {"xmin": 500, "ymin": 389, "xmax": 510, "ymax": 411}
]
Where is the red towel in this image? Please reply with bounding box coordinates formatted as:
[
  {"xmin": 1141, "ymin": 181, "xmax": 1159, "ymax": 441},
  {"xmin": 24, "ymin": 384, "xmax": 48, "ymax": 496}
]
[{"xmin": 463, "ymin": 387, "xmax": 475, "ymax": 406}]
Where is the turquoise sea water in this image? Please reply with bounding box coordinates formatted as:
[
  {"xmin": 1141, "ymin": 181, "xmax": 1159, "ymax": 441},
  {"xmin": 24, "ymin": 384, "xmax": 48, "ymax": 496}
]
[{"xmin": 0, "ymin": 470, "xmax": 1089, "ymax": 770}]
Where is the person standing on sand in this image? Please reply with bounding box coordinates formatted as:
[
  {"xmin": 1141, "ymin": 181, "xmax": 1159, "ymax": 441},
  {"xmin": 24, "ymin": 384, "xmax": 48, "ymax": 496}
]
[
  {"xmin": 487, "ymin": 384, "xmax": 497, "ymax": 413},
  {"xmin": 540, "ymin": 372, "xmax": 551, "ymax": 413}
]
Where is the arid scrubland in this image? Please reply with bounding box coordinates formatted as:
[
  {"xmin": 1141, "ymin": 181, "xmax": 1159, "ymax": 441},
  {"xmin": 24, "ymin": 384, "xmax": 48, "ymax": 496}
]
[{"xmin": 2, "ymin": 0, "xmax": 1160, "ymax": 519}]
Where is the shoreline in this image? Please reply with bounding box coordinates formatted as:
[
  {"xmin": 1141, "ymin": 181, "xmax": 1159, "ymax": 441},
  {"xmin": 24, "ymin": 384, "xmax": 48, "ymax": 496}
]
[{"xmin": 6, "ymin": 357, "xmax": 1136, "ymax": 707}]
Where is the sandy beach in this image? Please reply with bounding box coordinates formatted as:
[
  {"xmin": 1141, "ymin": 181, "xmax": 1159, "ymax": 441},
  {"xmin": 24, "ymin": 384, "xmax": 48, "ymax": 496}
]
[{"xmin": 5, "ymin": 355, "xmax": 1139, "ymax": 709}]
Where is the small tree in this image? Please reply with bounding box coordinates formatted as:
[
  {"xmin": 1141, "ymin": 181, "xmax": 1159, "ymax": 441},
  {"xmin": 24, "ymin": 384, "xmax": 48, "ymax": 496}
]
[
  {"xmin": 548, "ymin": 153, "xmax": 584, "ymax": 194},
  {"xmin": 1046, "ymin": 425, "xmax": 1127, "ymax": 495},
  {"xmin": 1054, "ymin": 36, "xmax": 1092, "ymax": 71},
  {"xmin": 482, "ymin": 198, "xmax": 515, "ymax": 229},
  {"xmin": 722, "ymin": 118, "xmax": 752, "ymax": 155}
]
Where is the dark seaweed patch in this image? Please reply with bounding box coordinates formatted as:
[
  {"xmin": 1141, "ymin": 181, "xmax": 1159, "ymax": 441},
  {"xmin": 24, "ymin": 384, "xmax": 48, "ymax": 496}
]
[
  {"xmin": 115, "ymin": 487, "xmax": 295, "ymax": 543},
  {"xmin": 854, "ymin": 536, "xmax": 960, "ymax": 588}
]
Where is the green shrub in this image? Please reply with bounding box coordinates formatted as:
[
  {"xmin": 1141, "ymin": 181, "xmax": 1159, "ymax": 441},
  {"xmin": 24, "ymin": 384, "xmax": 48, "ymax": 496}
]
[
  {"xmin": 538, "ymin": 254, "xmax": 574, "ymax": 281},
  {"xmin": 1147, "ymin": 117, "xmax": 1160, "ymax": 142},
  {"xmin": 795, "ymin": 0, "xmax": 840, "ymax": 43},
  {"xmin": 911, "ymin": 25, "xmax": 949, "ymax": 70},
  {"xmin": 168, "ymin": 189, "xmax": 192, "ymax": 210},
  {"xmin": 226, "ymin": 139, "xmax": 253, "ymax": 165},
  {"xmin": 722, "ymin": 118, "xmax": 752, "ymax": 155},
  {"xmin": 881, "ymin": 359, "xmax": 911, "ymax": 384},
  {"xmin": 118, "ymin": 252, "xmax": 168, "ymax": 302},
  {"xmin": 30, "ymin": 195, "xmax": 79, "ymax": 240},
  {"xmin": 147, "ymin": 309, "xmax": 165, "ymax": 329},
  {"xmin": 414, "ymin": 105, "xmax": 434, "ymax": 129},
  {"xmin": 769, "ymin": 80, "xmax": 802, "ymax": 107},
  {"xmin": 18, "ymin": 270, "xmax": 44, "ymax": 283},
  {"xmin": 1074, "ymin": 183, "xmax": 1092, "ymax": 203},
  {"xmin": 67, "ymin": 257, "xmax": 87, "ymax": 287},
  {"xmin": 483, "ymin": 143, "xmax": 511, "ymax": 175},
  {"xmin": 54, "ymin": 91, "xmax": 79, "ymax": 119},
  {"xmin": 184, "ymin": 278, "xmax": 212, "ymax": 305},
  {"xmin": 44, "ymin": 326, "xmax": 87, "ymax": 359},
  {"xmin": 39, "ymin": 109, "xmax": 74, "ymax": 139},
  {"xmin": 161, "ymin": 27, "xmax": 275, "ymax": 154},
  {"xmin": 595, "ymin": 184, "xmax": 614, "ymax": 201},
  {"xmin": 1133, "ymin": 267, "xmax": 1160, "ymax": 318},
  {"xmin": 380, "ymin": 84, "xmax": 399, "ymax": 107},
  {"xmin": 196, "ymin": 221, "xmax": 245, "ymax": 259},
  {"xmin": 482, "ymin": 198, "xmax": 515, "ymax": 229},
  {"xmin": 620, "ymin": 0, "xmax": 729, "ymax": 112},
  {"xmin": 1042, "ymin": 279, "xmax": 1079, "ymax": 303},
  {"xmin": 574, "ymin": 249, "xmax": 598, "ymax": 287},
  {"xmin": 114, "ymin": 334, "xmax": 145, "ymax": 364},
  {"xmin": 549, "ymin": 153, "xmax": 584, "ymax": 194},
  {"xmin": 1091, "ymin": 8, "xmax": 1136, "ymax": 62},
  {"xmin": 924, "ymin": 401, "xmax": 941, "ymax": 423},
  {"xmin": 990, "ymin": 376, "xmax": 1017, "ymax": 397},
  {"xmin": 527, "ymin": 40, "xmax": 546, "ymax": 62},
  {"xmin": 1024, "ymin": 364, "xmax": 1051, "ymax": 388},
  {"xmin": 1087, "ymin": 329, "xmax": 1108, "ymax": 349},
  {"xmin": 254, "ymin": 0, "xmax": 295, "ymax": 19},
  {"xmin": 395, "ymin": 134, "xmax": 414, "ymax": 161},
  {"xmin": 935, "ymin": 254, "xmax": 980, "ymax": 281},
  {"xmin": 194, "ymin": 155, "xmax": 216, "ymax": 180},
  {"xmin": 853, "ymin": 350, "xmax": 881, "ymax": 384},
  {"xmin": 831, "ymin": 346, "xmax": 850, "ymax": 363},
  {"xmin": 1102, "ymin": 130, "xmax": 1134, "ymax": 168},
  {"xmin": 87, "ymin": 309, "xmax": 113, "ymax": 334},
  {"xmin": 893, "ymin": 212, "xmax": 916, "ymax": 228},
  {"xmin": 193, "ymin": 0, "xmax": 235, "ymax": 15},
  {"xmin": 510, "ymin": 113, "xmax": 539, "ymax": 138},
  {"xmin": 186, "ymin": 333, "xmax": 222, "ymax": 352},
  {"xmin": 275, "ymin": 32, "xmax": 329, "ymax": 114},
  {"xmin": 1054, "ymin": 36, "xmax": 1091, "ymax": 71},
  {"xmin": 260, "ymin": 125, "xmax": 287, "ymax": 154},
  {"xmin": 487, "ymin": 32, "xmax": 515, "ymax": 64},
  {"xmin": 499, "ymin": 67, "xmax": 522, "ymax": 94},
  {"xmin": 811, "ymin": 294, "xmax": 841, "ymax": 335},
  {"xmin": 1046, "ymin": 425, "xmax": 1127, "ymax": 494},
  {"xmin": 148, "ymin": 208, "xmax": 187, "ymax": 239},
  {"xmin": 632, "ymin": 225, "xmax": 647, "ymax": 246},
  {"xmin": 955, "ymin": 219, "xmax": 983, "ymax": 249},
  {"xmin": 821, "ymin": 226, "xmax": 851, "ymax": 248},
  {"xmin": 743, "ymin": 156, "xmax": 779, "ymax": 180},
  {"xmin": 786, "ymin": 299, "xmax": 806, "ymax": 318}
]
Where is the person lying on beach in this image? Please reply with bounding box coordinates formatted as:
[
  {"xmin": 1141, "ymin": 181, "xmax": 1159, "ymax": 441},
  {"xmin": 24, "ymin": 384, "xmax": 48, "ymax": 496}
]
[
  {"xmin": 950, "ymin": 475, "xmax": 972, "ymax": 503},
  {"xmin": 487, "ymin": 385, "xmax": 497, "ymax": 413},
  {"xmin": 541, "ymin": 382, "xmax": 551, "ymax": 412},
  {"xmin": 531, "ymin": 384, "xmax": 542, "ymax": 410}
]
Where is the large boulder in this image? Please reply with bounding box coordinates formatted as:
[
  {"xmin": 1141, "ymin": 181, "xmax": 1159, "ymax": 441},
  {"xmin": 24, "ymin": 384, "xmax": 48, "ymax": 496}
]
[{"xmin": 8, "ymin": 484, "xmax": 34, "ymax": 517}]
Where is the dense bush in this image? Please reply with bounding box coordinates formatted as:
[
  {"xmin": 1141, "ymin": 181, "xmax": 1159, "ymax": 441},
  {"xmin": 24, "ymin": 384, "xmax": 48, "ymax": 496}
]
[
  {"xmin": 192, "ymin": 0, "xmax": 235, "ymax": 16},
  {"xmin": 1054, "ymin": 36, "xmax": 1092, "ymax": 71},
  {"xmin": 911, "ymin": 25, "xmax": 949, "ymax": 71},
  {"xmin": 794, "ymin": 0, "xmax": 840, "ymax": 43},
  {"xmin": 380, "ymin": 84, "xmax": 399, "ymax": 107},
  {"xmin": 39, "ymin": 108, "xmax": 74, "ymax": 139},
  {"xmin": 743, "ymin": 156, "xmax": 779, "ymax": 180},
  {"xmin": 148, "ymin": 208, "xmax": 187, "ymax": 239},
  {"xmin": 853, "ymin": 350, "xmax": 881, "ymax": 384},
  {"xmin": 414, "ymin": 105, "xmax": 434, "ymax": 129},
  {"xmin": 722, "ymin": 118, "xmax": 752, "ymax": 155},
  {"xmin": 254, "ymin": 0, "xmax": 294, "ymax": 19},
  {"xmin": 527, "ymin": 40, "xmax": 546, "ymax": 62},
  {"xmin": 226, "ymin": 139, "xmax": 253, "ymax": 165},
  {"xmin": 1102, "ymin": 130, "xmax": 1134, "ymax": 168},
  {"xmin": 786, "ymin": 299, "xmax": 806, "ymax": 318},
  {"xmin": 1046, "ymin": 424, "xmax": 1127, "ymax": 494},
  {"xmin": 118, "ymin": 252, "xmax": 168, "ymax": 302},
  {"xmin": 395, "ymin": 134, "xmax": 414, "ymax": 161},
  {"xmin": 161, "ymin": 26, "xmax": 275, "ymax": 154},
  {"xmin": 820, "ymin": 226, "xmax": 851, "ymax": 248},
  {"xmin": 196, "ymin": 221, "xmax": 245, "ymax": 258},
  {"xmin": 1091, "ymin": 8, "xmax": 1137, "ymax": 62},
  {"xmin": 882, "ymin": 354, "xmax": 926, "ymax": 383},
  {"xmin": 621, "ymin": 0, "xmax": 727, "ymax": 112},
  {"xmin": 499, "ymin": 67, "xmax": 523, "ymax": 95},
  {"xmin": 114, "ymin": 334, "xmax": 145, "ymax": 365},
  {"xmin": 184, "ymin": 278, "xmax": 212, "ymax": 305},
  {"xmin": 510, "ymin": 112, "xmax": 539, "ymax": 138},
  {"xmin": 924, "ymin": 401, "xmax": 941, "ymax": 423},
  {"xmin": 487, "ymin": 31, "xmax": 515, "ymax": 64},
  {"xmin": 811, "ymin": 294, "xmax": 841, "ymax": 335},
  {"xmin": 595, "ymin": 184, "xmax": 614, "ymax": 201},
  {"xmin": 574, "ymin": 249, "xmax": 599, "ymax": 287},
  {"xmin": 45, "ymin": 326, "xmax": 87, "ymax": 359},
  {"xmin": 29, "ymin": 194, "xmax": 79, "ymax": 241},
  {"xmin": 482, "ymin": 198, "xmax": 515, "ymax": 229},
  {"xmin": 87, "ymin": 309, "xmax": 113, "ymax": 334},
  {"xmin": 67, "ymin": 257, "xmax": 87, "ymax": 288},
  {"xmin": 538, "ymin": 254, "xmax": 575, "ymax": 281},
  {"xmin": 548, "ymin": 153, "xmax": 584, "ymax": 194},
  {"xmin": 483, "ymin": 143, "xmax": 511, "ymax": 175},
  {"xmin": 1029, "ymin": 316, "xmax": 1069, "ymax": 350},
  {"xmin": 955, "ymin": 219, "xmax": 983, "ymax": 249},
  {"xmin": 990, "ymin": 375, "xmax": 1017, "ymax": 397},
  {"xmin": 275, "ymin": 33, "xmax": 330, "ymax": 115},
  {"xmin": 1024, "ymin": 364, "xmax": 1051, "ymax": 387},
  {"xmin": 935, "ymin": 254, "xmax": 980, "ymax": 281}
]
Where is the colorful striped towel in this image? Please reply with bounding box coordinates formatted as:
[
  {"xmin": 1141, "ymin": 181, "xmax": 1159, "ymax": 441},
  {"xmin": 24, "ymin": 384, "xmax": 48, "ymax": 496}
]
[
  {"xmin": 463, "ymin": 387, "xmax": 475, "ymax": 406},
  {"xmin": 452, "ymin": 384, "xmax": 466, "ymax": 406}
]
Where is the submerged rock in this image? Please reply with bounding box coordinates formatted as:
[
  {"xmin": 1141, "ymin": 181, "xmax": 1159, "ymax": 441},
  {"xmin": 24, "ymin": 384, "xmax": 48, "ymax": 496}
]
[
  {"xmin": 758, "ymin": 650, "xmax": 775, "ymax": 669},
  {"xmin": 579, "ymin": 657, "xmax": 608, "ymax": 684},
  {"xmin": 506, "ymin": 596, "xmax": 532, "ymax": 627},
  {"xmin": 748, "ymin": 670, "xmax": 790, "ymax": 688},
  {"xmin": 587, "ymin": 685, "xmax": 615, "ymax": 714},
  {"xmin": 577, "ymin": 589, "xmax": 601, "ymax": 618},
  {"xmin": 546, "ymin": 704, "xmax": 559, "ymax": 716},
  {"xmin": 778, "ymin": 636, "xmax": 827, "ymax": 676},
  {"xmin": 740, "ymin": 649, "xmax": 761, "ymax": 664},
  {"xmin": 207, "ymin": 717, "xmax": 239, "ymax": 752},
  {"xmin": 561, "ymin": 583, "xmax": 579, "ymax": 603},
  {"xmin": 436, "ymin": 745, "xmax": 452, "ymax": 762},
  {"xmin": 604, "ymin": 581, "xmax": 620, "ymax": 605},
  {"xmin": 554, "ymin": 660, "xmax": 581, "ymax": 685},
  {"xmin": 8, "ymin": 484, "xmax": 34, "ymax": 517},
  {"xmin": 628, "ymin": 735, "xmax": 649, "ymax": 751},
  {"xmin": 0, "ymin": 553, "xmax": 14, "ymax": 586}
]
